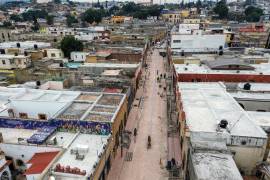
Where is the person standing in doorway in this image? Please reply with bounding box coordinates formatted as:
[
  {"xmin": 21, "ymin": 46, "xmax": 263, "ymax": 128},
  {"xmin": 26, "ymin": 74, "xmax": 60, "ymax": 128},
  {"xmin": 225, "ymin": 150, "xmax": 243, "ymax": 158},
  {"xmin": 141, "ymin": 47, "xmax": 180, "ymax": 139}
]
[{"xmin": 134, "ymin": 128, "xmax": 137, "ymax": 143}]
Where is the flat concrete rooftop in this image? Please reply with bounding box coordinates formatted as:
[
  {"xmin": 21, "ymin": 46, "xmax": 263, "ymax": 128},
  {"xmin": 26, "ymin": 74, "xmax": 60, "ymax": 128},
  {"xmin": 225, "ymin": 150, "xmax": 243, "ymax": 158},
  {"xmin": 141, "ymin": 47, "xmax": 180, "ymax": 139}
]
[
  {"xmin": 53, "ymin": 134, "xmax": 108, "ymax": 178},
  {"xmin": 0, "ymin": 128, "xmax": 37, "ymax": 144},
  {"xmin": 179, "ymin": 82, "xmax": 266, "ymax": 138},
  {"xmin": 174, "ymin": 63, "xmax": 270, "ymax": 75},
  {"xmin": 191, "ymin": 152, "xmax": 242, "ymax": 180}
]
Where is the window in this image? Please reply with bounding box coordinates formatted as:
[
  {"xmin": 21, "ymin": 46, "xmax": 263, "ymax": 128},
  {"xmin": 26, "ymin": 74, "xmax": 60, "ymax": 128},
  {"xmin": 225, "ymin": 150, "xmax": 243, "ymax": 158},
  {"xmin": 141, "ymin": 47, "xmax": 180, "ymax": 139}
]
[
  {"xmin": 38, "ymin": 114, "xmax": 47, "ymax": 120},
  {"xmin": 19, "ymin": 113, "xmax": 28, "ymax": 119},
  {"xmin": 51, "ymin": 53, "xmax": 56, "ymax": 57},
  {"xmin": 173, "ymin": 40, "xmax": 181, "ymax": 43},
  {"xmin": 1, "ymin": 60, "xmax": 5, "ymax": 65}
]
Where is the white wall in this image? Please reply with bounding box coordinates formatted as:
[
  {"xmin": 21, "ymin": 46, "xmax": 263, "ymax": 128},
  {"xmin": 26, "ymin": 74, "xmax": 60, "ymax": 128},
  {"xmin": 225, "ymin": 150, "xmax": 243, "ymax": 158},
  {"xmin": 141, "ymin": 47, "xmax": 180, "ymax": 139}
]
[
  {"xmin": 46, "ymin": 49, "xmax": 64, "ymax": 59},
  {"xmin": 171, "ymin": 33, "xmax": 226, "ymax": 51},
  {"xmin": 9, "ymin": 100, "xmax": 67, "ymax": 119},
  {"xmin": 229, "ymin": 145, "xmax": 266, "ymax": 175},
  {"xmin": 70, "ymin": 52, "xmax": 88, "ymax": 62},
  {"xmin": 40, "ymin": 81, "xmax": 64, "ymax": 90}
]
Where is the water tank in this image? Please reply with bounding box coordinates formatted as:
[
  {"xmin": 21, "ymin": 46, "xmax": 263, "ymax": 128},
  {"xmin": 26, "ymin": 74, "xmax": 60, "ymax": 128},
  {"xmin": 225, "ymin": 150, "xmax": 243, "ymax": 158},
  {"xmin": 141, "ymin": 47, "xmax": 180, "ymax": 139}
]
[
  {"xmin": 36, "ymin": 81, "xmax": 41, "ymax": 86},
  {"xmin": 219, "ymin": 119, "xmax": 228, "ymax": 129},
  {"xmin": 34, "ymin": 44, "xmax": 38, "ymax": 50},
  {"xmin": 181, "ymin": 50, "xmax": 185, "ymax": 56},
  {"xmin": 219, "ymin": 45, "xmax": 223, "ymax": 50},
  {"xmin": 243, "ymin": 83, "xmax": 251, "ymax": 90},
  {"xmin": 218, "ymin": 50, "xmax": 223, "ymax": 56}
]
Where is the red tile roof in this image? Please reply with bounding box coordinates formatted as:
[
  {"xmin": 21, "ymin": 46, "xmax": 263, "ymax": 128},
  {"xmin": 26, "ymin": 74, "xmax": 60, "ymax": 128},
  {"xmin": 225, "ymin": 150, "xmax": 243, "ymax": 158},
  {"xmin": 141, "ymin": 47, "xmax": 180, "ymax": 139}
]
[{"xmin": 25, "ymin": 151, "xmax": 59, "ymax": 175}]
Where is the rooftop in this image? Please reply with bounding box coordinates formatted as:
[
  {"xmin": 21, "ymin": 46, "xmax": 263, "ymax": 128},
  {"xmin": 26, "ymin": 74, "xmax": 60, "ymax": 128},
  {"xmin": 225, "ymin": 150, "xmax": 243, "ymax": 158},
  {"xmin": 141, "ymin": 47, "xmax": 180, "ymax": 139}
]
[
  {"xmin": 0, "ymin": 41, "xmax": 51, "ymax": 49},
  {"xmin": 0, "ymin": 87, "xmax": 125, "ymax": 123},
  {"xmin": 80, "ymin": 63, "xmax": 139, "ymax": 69},
  {"xmin": 55, "ymin": 92, "xmax": 125, "ymax": 123},
  {"xmin": 191, "ymin": 152, "xmax": 242, "ymax": 180},
  {"xmin": 25, "ymin": 151, "xmax": 59, "ymax": 175},
  {"xmin": 237, "ymin": 83, "xmax": 270, "ymax": 91},
  {"xmin": 230, "ymin": 91, "xmax": 270, "ymax": 101},
  {"xmin": 179, "ymin": 82, "xmax": 266, "ymax": 138},
  {"xmin": 53, "ymin": 134, "xmax": 108, "ymax": 177},
  {"xmin": 174, "ymin": 63, "xmax": 270, "ymax": 75},
  {"xmin": 248, "ymin": 111, "xmax": 270, "ymax": 132},
  {"xmin": 0, "ymin": 128, "xmax": 37, "ymax": 144}
]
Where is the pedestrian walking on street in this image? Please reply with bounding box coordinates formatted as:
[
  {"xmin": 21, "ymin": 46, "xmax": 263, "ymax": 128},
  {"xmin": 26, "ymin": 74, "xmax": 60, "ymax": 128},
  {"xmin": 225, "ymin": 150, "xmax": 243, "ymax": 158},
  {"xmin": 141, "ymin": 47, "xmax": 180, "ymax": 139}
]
[{"xmin": 133, "ymin": 128, "xmax": 137, "ymax": 143}]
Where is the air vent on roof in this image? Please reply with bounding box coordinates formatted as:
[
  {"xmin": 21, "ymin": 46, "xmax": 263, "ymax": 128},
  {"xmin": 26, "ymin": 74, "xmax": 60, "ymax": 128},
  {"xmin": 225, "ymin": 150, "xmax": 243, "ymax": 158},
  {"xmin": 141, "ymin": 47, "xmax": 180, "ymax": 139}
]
[
  {"xmin": 218, "ymin": 50, "xmax": 223, "ymax": 56},
  {"xmin": 184, "ymin": 67, "xmax": 188, "ymax": 71},
  {"xmin": 243, "ymin": 83, "xmax": 251, "ymax": 90},
  {"xmin": 36, "ymin": 81, "xmax": 41, "ymax": 86},
  {"xmin": 181, "ymin": 50, "xmax": 185, "ymax": 56},
  {"xmin": 219, "ymin": 119, "xmax": 228, "ymax": 129}
]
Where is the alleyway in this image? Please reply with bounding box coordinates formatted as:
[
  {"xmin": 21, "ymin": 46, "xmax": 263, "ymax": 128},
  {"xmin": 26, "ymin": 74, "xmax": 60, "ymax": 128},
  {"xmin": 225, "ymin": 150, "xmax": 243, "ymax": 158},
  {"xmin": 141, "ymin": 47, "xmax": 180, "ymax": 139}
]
[{"xmin": 108, "ymin": 48, "xmax": 169, "ymax": 180}]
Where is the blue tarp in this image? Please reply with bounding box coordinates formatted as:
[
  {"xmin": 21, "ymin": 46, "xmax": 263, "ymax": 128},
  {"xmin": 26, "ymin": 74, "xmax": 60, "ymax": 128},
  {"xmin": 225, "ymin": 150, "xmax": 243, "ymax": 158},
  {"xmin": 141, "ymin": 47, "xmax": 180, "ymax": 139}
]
[{"xmin": 26, "ymin": 126, "xmax": 57, "ymax": 144}]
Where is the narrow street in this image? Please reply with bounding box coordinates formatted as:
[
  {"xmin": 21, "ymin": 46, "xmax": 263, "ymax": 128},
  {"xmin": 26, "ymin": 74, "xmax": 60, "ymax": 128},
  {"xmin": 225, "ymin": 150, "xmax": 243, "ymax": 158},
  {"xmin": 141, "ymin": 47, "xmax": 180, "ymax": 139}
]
[{"xmin": 108, "ymin": 48, "xmax": 169, "ymax": 180}]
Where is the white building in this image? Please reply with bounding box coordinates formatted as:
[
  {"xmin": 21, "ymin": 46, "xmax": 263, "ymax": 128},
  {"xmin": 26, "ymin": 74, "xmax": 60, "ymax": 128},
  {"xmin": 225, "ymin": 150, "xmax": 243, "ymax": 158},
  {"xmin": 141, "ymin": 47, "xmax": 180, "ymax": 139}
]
[
  {"xmin": 70, "ymin": 52, "xmax": 89, "ymax": 62},
  {"xmin": 0, "ymin": 41, "xmax": 51, "ymax": 50},
  {"xmin": 45, "ymin": 49, "xmax": 64, "ymax": 59},
  {"xmin": 0, "ymin": 54, "xmax": 31, "ymax": 69},
  {"xmin": 179, "ymin": 82, "xmax": 267, "ymax": 177},
  {"xmin": 52, "ymin": 134, "xmax": 109, "ymax": 179},
  {"xmin": 171, "ymin": 25, "xmax": 226, "ymax": 52}
]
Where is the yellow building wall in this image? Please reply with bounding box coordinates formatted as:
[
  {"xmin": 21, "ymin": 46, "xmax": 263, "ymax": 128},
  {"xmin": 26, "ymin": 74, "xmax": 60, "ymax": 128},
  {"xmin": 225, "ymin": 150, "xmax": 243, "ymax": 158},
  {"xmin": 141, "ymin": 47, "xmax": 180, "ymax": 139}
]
[
  {"xmin": 181, "ymin": 10, "xmax": 190, "ymax": 18},
  {"xmin": 85, "ymin": 55, "xmax": 97, "ymax": 63}
]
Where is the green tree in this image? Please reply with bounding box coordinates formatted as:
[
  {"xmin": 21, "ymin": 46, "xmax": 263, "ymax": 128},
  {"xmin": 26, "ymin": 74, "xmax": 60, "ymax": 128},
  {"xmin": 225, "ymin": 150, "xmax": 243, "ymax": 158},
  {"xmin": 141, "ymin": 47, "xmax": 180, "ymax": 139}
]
[
  {"xmin": 54, "ymin": 0, "xmax": 61, "ymax": 3},
  {"xmin": 60, "ymin": 36, "xmax": 84, "ymax": 58},
  {"xmin": 10, "ymin": 14, "xmax": 22, "ymax": 22},
  {"xmin": 81, "ymin": 9, "xmax": 105, "ymax": 24},
  {"xmin": 22, "ymin": 9, "xmax": 48, "ymax": 21},
  {"xmin": 213, "ymin": 0, "xmax": 229, "ymax": 19},
  {"xmin": 2, "ymin": 21, "xmax": 12, "ymax": 28},
  {"xmin": 46, "ymin": 15, "xmax": 54, "ymax": 25},
  {"xmin": 32, "ymin": 18, "xmax": 40, "ymax": 32},
  {"xmin": 245, "ymin": 6, "xmax": 263, "ymax": 22},
  {"xmin": 66, "ymin": 14, "xmax": 78, "ymax": 27}
]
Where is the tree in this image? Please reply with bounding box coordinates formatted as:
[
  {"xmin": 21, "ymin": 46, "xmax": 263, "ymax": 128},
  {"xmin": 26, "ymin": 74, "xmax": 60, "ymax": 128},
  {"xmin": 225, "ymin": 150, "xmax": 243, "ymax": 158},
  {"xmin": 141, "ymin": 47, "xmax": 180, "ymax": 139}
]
[
  {"xmin": 228, "ymin": 12, "xmax": 245, "ymax": 22},
  {"xmin": 32, "ymin": 18, "xmax": 40, "ymax": 32},
  {"xmin": 54, "ymin": 0, "xmax": 61, "ymax": 3},
  {"xmin": 245, "ymin": 6, "xmax": 263, "ymax": 22},
  {"xmin": 2, "ymin": 21, "xmax": 12, "ymax": 28},
  {"xmin": 60, "ymin": 36, "xmax": 83, "ymax": 58},
  {"xmin": 46, "ymin": 15, "xmax": 54, "ymax": 25},
  {"xmin": 22, "ymin": 9, "xmax": 48, "ymax": 21},
  {"xmin": 66, "ymin": 14, "xmax": 78, "ymax": 27},
  {"xmin": 81, "ymin": 9, "xmax": 104, "ymax": 24},
  {"xmin": 213, "ymin": 0, "xmax": 229, "ymax": 19},
  {"xmin": 10, "ymin": 14, "xmax": 22, "ymax": 22}
]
